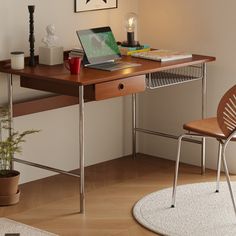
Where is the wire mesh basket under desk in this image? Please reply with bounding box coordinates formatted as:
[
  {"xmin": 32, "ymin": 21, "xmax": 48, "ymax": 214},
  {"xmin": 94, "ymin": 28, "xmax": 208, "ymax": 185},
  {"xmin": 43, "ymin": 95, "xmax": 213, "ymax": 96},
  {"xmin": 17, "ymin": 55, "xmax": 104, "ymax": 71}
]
[{"xmin": 146, "ymin": 64, "xmax": 204, "ymax": 89}]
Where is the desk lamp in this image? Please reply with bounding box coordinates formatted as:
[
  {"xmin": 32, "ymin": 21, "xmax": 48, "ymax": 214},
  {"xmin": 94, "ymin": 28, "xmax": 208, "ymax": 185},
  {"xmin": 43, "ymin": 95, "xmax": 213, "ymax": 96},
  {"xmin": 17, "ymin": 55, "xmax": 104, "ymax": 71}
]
[{"xmin": 121, "ymin": 12, "xmax": 139, "ymax": 47}]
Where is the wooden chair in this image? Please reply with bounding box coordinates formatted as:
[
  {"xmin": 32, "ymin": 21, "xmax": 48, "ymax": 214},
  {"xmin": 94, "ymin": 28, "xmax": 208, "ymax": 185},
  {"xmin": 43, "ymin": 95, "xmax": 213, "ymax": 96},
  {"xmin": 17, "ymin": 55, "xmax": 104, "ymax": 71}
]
[{"xmin": 171, "ymin": 84, "xmax": 236, "ymax": 215}]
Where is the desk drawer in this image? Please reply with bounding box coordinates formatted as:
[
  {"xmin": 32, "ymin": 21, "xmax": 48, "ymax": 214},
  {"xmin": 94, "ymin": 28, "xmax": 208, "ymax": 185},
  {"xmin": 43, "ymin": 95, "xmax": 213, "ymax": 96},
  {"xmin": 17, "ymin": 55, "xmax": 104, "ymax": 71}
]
[{"xmin": 95, "ymin": 75, "xmax": 145, "ymax": 100}]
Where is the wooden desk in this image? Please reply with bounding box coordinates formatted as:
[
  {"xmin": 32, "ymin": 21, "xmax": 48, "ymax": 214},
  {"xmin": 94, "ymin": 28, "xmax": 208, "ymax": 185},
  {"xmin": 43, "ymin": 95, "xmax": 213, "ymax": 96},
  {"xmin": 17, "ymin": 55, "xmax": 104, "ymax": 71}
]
[{"xmin": 0, "ymin": 54, "xmax": 215, "ymax": 213}]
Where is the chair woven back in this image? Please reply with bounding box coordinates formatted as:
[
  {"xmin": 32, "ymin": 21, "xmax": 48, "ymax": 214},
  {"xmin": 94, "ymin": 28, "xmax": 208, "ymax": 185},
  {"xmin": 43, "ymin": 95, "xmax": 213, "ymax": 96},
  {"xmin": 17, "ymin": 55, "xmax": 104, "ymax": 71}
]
[{"xmin": 217, "ymin": 84, "xmax": 236, "ymax": 137}]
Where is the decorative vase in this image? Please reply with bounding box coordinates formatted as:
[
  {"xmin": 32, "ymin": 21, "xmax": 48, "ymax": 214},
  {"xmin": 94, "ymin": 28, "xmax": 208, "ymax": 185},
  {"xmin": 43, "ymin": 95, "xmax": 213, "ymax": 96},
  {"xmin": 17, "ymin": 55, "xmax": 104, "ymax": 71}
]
[{"xmin": 0, "ymin": 170, "xmax": 20, "ymax": 206}]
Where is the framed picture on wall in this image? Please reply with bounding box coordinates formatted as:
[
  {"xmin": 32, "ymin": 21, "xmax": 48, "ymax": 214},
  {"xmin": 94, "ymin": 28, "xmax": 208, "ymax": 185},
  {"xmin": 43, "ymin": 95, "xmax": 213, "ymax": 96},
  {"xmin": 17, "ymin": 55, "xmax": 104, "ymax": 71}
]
[{"xmin": 75, "ymin": 0, "xmax": 118, "ymax": 13}]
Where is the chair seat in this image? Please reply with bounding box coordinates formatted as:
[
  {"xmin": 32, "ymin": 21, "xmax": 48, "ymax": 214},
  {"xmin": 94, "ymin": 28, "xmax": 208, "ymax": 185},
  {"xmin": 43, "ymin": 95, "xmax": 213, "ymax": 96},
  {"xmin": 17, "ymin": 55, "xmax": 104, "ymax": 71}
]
[{"xmin": 183, "ymin": 117, "xmax": 236, "ymax": 141}]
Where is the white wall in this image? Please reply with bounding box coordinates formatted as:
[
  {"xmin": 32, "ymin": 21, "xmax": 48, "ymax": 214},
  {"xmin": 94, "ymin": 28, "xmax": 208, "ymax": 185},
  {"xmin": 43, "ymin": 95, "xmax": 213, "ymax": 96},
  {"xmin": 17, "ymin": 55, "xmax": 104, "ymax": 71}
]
[
  {"xmin": 0, "ymin": 0, "xmax": 138, "ymax": 183},
  {"xmin": 138, "ymin": 0, "xmax": 236, "ymax": 173}
]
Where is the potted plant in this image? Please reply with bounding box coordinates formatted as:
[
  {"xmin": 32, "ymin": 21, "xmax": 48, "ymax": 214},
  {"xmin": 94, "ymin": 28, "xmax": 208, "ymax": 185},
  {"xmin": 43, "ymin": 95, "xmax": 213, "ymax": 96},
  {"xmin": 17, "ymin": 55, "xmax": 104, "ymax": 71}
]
[{"xmin": 0, "ymin": 107, "xmax": 39, "ymax": 205}]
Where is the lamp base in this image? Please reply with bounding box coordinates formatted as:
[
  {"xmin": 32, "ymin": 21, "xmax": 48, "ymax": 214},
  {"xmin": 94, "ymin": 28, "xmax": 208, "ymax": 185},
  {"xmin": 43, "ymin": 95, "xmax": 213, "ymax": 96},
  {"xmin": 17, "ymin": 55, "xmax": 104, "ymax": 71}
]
[{"xmin": 121, "ymin": 41, "xmax": 140, "ymax": 48}]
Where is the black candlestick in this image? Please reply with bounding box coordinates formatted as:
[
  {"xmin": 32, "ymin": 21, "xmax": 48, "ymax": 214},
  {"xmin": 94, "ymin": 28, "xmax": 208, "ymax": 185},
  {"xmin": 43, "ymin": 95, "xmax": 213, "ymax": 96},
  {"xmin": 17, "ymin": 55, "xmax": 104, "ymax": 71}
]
[{"xmin": 28, "ymin": 5, "xmax": 36, "ymax": 67}]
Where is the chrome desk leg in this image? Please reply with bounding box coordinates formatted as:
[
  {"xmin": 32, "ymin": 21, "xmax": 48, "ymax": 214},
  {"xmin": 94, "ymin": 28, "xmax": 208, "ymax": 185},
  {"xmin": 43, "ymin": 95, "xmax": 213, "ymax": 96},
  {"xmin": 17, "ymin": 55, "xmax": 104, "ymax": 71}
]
[
  {"xmin": 132, "ymin": 93, "xmax": 136, "ymax": 159},
  {"xmin": 8, "ymin": 74, "xmax": 14, "ymax": 170},
  {"xmin": 201, "ymin": 63, "xmax": 207, "ymax": 174},
  {"xmin": 79, "ymin": 85, "xmax": 85, "ymax": 213}
]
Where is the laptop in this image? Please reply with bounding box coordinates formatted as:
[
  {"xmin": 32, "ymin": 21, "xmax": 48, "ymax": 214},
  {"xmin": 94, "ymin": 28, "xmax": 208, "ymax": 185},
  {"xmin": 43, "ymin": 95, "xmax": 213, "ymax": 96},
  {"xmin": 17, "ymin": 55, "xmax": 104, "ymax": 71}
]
[{"xmin": 76, "ymin": 26, "xmax": 140, "ymax": 71}]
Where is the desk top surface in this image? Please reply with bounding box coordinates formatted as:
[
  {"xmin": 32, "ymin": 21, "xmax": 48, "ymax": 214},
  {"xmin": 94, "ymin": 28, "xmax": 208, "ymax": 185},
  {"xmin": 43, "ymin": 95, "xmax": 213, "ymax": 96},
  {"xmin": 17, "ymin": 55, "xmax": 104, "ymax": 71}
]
[{"xmin": 0, "ymin": 54, "xmax": 215, "ymax": 86}]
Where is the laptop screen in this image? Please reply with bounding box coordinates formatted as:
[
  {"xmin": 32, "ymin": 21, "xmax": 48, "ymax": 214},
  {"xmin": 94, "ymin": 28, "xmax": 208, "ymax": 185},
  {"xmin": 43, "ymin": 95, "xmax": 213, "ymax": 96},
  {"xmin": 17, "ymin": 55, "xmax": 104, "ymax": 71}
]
[{"xmin": 76, "ymin": 26, "xmax": 121, "ymax": 65}]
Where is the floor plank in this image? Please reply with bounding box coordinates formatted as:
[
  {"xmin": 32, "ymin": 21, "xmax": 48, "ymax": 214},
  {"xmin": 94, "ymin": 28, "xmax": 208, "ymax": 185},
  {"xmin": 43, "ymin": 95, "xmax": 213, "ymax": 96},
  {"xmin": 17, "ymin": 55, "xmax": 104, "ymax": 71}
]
[{"xmin": 0, "ymin": 154, "xmax": 229, "ymax": 235}]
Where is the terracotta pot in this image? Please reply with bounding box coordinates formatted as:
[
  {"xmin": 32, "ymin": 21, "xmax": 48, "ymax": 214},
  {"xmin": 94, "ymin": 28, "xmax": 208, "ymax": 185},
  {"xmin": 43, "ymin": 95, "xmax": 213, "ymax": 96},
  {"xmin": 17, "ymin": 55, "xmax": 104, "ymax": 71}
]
[{"xmin": 0, "ymin": 170, "xmax": 20, "ymax": 206}]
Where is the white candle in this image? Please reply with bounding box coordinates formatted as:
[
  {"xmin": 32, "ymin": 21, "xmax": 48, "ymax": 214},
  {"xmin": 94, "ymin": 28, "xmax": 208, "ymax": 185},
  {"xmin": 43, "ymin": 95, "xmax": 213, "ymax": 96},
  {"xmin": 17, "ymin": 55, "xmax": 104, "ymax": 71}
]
[{"xmin": 10, "ymin": 51, "xmax": 24, "ymax": 70}]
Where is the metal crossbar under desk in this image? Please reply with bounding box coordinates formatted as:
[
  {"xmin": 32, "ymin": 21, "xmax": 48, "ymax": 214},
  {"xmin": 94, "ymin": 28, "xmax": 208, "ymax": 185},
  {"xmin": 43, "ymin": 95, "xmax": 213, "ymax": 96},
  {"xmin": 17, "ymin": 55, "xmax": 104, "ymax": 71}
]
[{"xmin": 132, "ymin": 63, "xmax": 207, "ymax": 174}]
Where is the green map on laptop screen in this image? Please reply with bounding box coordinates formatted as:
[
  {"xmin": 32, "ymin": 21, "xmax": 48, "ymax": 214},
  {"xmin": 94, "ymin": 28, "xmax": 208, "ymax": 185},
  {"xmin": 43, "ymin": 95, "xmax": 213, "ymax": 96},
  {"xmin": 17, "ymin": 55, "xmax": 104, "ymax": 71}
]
[{"xmin": 79, "ymin": 31, "xmax": 120, "ymax": 59}]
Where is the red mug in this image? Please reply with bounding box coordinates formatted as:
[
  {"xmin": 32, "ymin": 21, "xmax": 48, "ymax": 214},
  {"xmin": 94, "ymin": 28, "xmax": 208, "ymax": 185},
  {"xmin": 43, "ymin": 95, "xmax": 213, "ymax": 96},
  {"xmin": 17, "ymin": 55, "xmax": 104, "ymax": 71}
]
[{"xmin": 65, "ymin": 57, "xmax": 81, "ymax": 75}]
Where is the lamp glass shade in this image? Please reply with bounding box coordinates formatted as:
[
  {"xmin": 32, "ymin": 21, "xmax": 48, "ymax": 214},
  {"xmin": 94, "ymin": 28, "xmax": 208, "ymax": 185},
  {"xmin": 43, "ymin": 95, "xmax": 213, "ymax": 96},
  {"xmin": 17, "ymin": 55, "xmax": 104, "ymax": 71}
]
[{"xmin": 125, "ymin": 12, "xmax": 138, "ymax": 33}]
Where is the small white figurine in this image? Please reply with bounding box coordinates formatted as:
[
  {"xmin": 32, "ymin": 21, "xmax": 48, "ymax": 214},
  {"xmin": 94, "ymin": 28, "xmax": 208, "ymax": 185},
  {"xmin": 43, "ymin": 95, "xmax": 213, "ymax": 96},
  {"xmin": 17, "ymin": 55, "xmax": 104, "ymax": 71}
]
[
  {"xmin": 42, "ymin": 24, "xmax": 58, "ymax": 47},
  {"xmin": 39, "ymin": 24, "xmax": 63, "ymax": 65}
]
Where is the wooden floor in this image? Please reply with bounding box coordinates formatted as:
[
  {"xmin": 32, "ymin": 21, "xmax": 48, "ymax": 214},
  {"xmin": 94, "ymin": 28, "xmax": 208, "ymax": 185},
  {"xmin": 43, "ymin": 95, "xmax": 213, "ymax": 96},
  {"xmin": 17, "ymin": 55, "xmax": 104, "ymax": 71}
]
[{"xmin": 0, "ymin": 154, "xmax": 232, "ymax": 236}]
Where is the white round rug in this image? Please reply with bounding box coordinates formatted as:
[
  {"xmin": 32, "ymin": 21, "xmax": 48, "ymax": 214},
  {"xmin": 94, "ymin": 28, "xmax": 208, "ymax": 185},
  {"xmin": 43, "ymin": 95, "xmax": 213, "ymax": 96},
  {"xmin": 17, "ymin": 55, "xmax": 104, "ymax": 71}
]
[{"xmin": 133, "ymin": 182, "xmax": 236, "ymax": 236}]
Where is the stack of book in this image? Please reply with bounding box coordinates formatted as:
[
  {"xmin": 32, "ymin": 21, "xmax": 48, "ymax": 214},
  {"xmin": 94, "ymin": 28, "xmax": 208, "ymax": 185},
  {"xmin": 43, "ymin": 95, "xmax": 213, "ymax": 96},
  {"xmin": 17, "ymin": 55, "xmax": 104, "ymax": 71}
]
[
  {"xmin": 69, "ymin": 48, "xmax": 84, "ymax": 58},
  {"xmin": 131, "ymin": 49, "xmax": 192, "ymax": 62},
  {"xmin": 119, "ymin": 44, "xmax": 150, "ymax": 56}
]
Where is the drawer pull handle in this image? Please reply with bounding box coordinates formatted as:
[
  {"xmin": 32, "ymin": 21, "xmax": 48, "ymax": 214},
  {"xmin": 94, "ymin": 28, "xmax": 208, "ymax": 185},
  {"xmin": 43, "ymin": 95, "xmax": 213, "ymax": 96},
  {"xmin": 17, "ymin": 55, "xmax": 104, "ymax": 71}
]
[{"xmin": 118, "ymin": 83, "xmax": 125, "ymax": 90}]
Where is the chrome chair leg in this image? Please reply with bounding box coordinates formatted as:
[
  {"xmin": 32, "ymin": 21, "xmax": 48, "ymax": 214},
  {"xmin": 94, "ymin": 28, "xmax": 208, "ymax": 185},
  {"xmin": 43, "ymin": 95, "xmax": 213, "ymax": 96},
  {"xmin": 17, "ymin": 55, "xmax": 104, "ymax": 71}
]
[
  {"xmin": 222, "ymin": 147, "xmax": 236, "ymax": 216},
  {"xmin": 171, "ymin": 135, "xmax": 184, "ymax": 208},
  {"xmin": 216, "ymin": 141, "xmax": 222, "ymax": 193}
]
